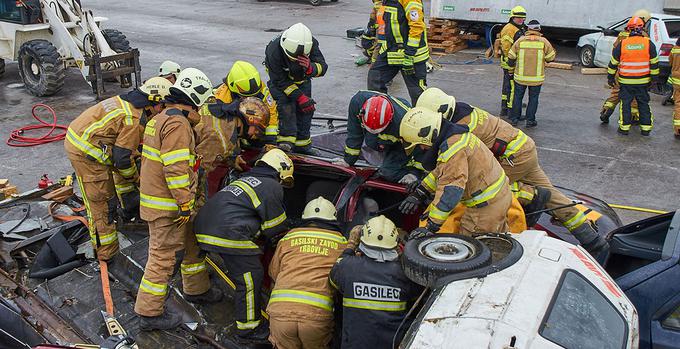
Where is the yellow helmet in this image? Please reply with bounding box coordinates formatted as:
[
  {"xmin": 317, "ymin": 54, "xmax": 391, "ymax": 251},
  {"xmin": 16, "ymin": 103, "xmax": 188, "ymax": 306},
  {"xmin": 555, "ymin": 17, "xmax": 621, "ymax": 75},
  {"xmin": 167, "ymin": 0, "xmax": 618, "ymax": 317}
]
[
  {"xmin": 510, "ymin": 5, "xmax": 527, "ymax": 18},
  {"xmin": 360, "ymin": 215, "xmax": 398, "ymax": 250},
  {"xmin": 302, "ymin": 196, "xmax": 337, "ymax": 221},
  {"xmin": 633, "ymin": 9, "xmax": 651, "ymax": 23},
  {"xmin": 257, "ymin": 149, "xmax": 294, "ymax": 188},
  {"xmin": 140, "ymin": 77, "xmax": 172, "ymax": 102},
  {"xmin": 399, "ymin": 107, "xmax": 443, "ymax": 151},
  {"xmin": 159, "ymin": 60, "xmax": 181, "ymax": 78},
  {"xmin": 416, "ymin": 87, "xmax": 456, "ymax": 120},
  {"xmin": 226, "ymin": 61, "xmax": 263, "ymax": 97}
]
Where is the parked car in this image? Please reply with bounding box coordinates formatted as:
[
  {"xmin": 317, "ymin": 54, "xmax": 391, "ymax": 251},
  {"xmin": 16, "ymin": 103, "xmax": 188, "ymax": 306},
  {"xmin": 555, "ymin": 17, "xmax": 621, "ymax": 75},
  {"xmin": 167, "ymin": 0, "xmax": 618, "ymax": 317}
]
[{"xmin": 577, "ymin": 13, "xmax": 680, "ymax": 82}]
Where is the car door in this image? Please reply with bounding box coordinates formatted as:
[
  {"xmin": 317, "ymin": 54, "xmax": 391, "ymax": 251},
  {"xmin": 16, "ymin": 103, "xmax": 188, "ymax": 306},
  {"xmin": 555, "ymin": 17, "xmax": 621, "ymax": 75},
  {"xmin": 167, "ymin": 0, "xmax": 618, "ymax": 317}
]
[
  {"xmin": 594, "ymin": 18, "xmax": 630, "ymax": 68},
  {"xmin": 650, "ymin": 294, "xmax": 680, "ymax": 349}
]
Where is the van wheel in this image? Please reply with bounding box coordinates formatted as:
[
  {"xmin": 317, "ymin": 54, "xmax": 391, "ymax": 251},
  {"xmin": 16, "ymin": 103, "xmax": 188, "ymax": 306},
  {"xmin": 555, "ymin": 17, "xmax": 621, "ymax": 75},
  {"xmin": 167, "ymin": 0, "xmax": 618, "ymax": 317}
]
[
  {"xmin": 580, "ymin": 45, "xmax": 595, "ymax": 67},
  {"xmin": 402, "ymin": 234, "xmax": 492, "ymax": 287}
]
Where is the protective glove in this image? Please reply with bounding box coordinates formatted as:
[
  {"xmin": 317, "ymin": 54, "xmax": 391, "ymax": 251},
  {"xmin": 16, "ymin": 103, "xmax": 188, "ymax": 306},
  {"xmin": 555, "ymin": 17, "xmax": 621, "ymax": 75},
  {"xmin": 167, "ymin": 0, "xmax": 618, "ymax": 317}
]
[
  {"xmin": 607, "ymin": 75, "xmax": 616, "ymax": 88},
  {"xmin": 297, "ymin": 94, "xmax": 316, "ymax": 114},
  {"xmin": 408, "ymin": 227, "xmax": 435, "ymax": 241},
  {"xmin": 174, "ymin": 202, "xmax": 192, "ymax": 228},
  {"xmin": 399, "ymin": 194, "xmax": 423, "ymax": 214},
  {"xmin": 331, "ymin": 157, "xmax": 350, "ymax": 167},
  {"xmin": 402, "ymin": 54, "xmax": 415, "ymax": 75},
  {"xmin": 119, "ymin": 190, "xmax": 140, "ymax": 222},
  {"xmin": 406, "ymin": 178, "xmax": 421, "ymax": 193},
  {"xmin": 234, "ymin": 155, "xmax": 247, "ymax": 171},
  {"xmin": 398, "ymin": 173, "xmax": 418, "ymax": 186},
  {"xmin": 298, "ymin": 55, "xmax": 314, "ymax": 76}
]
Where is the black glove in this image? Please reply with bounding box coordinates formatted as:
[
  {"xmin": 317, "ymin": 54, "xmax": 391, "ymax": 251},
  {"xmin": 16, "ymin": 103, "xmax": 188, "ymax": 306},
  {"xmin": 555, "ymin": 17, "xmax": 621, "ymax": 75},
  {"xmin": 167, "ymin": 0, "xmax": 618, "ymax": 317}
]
[
  {"xmin": 607, "ymin": 75, "xmax": 616, "ymax": 88},
  {"xmin": 406, "ymin": 179, "xmax": 421, "ymax": 193},
  {"xmin": 118, "ymin": 190, "xmax": 140, "ymax": 222},
  {"xmin": 399, "ymin": 194, "xmax": 423, "ymax": 214},
  {"xmin": 408, "ymin": 227, "xmax": 435, "ymax": 241}
]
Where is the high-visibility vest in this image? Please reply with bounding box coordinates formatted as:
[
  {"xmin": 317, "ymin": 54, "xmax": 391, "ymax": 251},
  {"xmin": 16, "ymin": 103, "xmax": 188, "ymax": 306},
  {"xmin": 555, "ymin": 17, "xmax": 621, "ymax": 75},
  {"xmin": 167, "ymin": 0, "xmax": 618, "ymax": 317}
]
[{"xmin": 619, "ymin": 36, "xmax": 651, "ymax": 79}]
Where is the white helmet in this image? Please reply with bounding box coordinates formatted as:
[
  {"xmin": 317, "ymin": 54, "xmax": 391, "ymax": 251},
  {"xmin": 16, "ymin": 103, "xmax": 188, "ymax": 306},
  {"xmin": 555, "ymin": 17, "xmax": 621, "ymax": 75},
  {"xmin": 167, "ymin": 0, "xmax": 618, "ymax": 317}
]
[
  {"xmin": 140, "ymin": 77, "xmax": 172, "ymax": 102},
  {"xmin": 170, "ymin": 68, "xmax": 214, "ymax": 107},
  {"xmin": 159, "ymin": 60, "xmax": 181, "ymax": 78},
  {"xmin": 280, "ymin": 23, "xmax": 313, "ymax": 60},
  {"xmin": 302, "ymin": 196, "xmax": 337, "ymax": 221}
]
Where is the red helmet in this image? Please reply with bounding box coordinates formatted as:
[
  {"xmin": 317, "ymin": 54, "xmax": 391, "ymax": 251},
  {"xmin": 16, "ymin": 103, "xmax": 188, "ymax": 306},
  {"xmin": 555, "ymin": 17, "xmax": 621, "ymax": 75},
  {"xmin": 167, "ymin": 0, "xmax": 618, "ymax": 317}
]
[
  {"xmin": 626, "ymin": 16, "xmax": 644, "ymax": 31},
  {"xmin": 361, "ymin": 96, "xmax": 394, "ymax": 134}
]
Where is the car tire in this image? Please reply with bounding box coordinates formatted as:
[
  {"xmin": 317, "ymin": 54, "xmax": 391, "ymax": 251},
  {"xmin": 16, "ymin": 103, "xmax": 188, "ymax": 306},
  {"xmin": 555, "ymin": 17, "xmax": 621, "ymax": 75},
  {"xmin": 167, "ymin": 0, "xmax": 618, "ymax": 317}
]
[
  {"xmin": 402, "ymin": 234, "xmax": 492, "ymax": 287},
  {"xmin": 580, "ymin": 45, "xmax": 596, "ymax": 68},
  {"xmin": 0, "ymin": 59, "xmax": 5, "ymax": 78},
  {"xmin": 18, "ymin": 40, "xmax": 65, "ymax": 96}
]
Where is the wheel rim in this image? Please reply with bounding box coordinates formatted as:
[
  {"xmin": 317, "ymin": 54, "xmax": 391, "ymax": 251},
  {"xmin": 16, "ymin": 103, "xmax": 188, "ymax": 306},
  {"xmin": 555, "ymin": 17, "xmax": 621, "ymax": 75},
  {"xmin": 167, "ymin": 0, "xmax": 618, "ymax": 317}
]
[
  {"xmin": 31, "ymin": 62, "xmax": 40, "ymax": 75},
  {"xmin": 419, "ymin": 237, "xmax": 476, "ymax": 262},
  {"xmin": 582, "ymin": 49, "xmax": 593, "ymax": 65},
  {"xmin": 22, "ymin": 55, "xmax": 41, "ymax": 85}
]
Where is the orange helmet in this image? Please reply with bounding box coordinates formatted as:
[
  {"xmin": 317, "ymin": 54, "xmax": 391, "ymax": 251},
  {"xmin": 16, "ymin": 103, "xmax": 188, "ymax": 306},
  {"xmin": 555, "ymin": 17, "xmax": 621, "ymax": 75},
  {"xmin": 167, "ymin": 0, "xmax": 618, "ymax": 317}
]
[
  {"xmin": 626, "ymin": 17, "xmax": 644, "ymax": 31},
  {"xmin": 239, "ymin": 97, "xmax": 270, "ymax": 133}
]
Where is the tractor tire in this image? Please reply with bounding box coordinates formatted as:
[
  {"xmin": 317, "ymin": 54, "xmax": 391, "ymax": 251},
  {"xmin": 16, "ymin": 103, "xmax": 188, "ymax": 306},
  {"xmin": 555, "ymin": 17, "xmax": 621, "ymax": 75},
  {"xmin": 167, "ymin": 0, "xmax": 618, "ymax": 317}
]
[
  {"xmin": 0, "ymin": 59, "xmax": 5, "ymax": 78},
  {"xmin": 18, "ymin": 40, "xmax": 65, "ymax": 96},
  {"xmin": 102, "ymin": 29, "xmax": 131, "ymax": 53},
  {"xmin": 402, "ymin": 234, "xmax": 492, "ymax": 287}
]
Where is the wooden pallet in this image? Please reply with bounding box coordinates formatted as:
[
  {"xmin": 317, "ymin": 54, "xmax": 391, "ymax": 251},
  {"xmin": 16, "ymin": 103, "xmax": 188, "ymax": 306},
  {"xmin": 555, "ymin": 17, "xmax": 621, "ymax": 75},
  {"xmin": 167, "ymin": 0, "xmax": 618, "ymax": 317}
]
[{"xmin": 427, "ymin": 17, "xmax": 470, "ymax": 55}]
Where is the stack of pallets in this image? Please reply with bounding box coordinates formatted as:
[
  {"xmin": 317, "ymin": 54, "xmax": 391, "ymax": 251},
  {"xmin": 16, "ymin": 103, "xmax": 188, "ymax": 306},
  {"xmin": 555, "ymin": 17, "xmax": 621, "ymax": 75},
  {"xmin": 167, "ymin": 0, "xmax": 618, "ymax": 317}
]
[{"xmin": 427, "ymin": 18, "xmax": 468, "ymax": 55}]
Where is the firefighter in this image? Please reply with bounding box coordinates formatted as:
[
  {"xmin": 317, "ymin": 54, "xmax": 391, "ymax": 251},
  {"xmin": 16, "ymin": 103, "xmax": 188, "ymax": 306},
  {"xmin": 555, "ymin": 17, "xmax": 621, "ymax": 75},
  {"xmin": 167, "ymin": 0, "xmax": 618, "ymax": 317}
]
[
  {"xmin": 600, "ymin": 9, "xmax": 651, "ymax": 124},
  {"xmin": 416, "ymin": 88, "xmax": 609, "ymax": 251},
  {"xmin": 498, "ymin": 5, "xmax": 527, "ymax": 116},
  {"xmin": 65, "ymin": 77, "xmax": 172, "ymax": 261},
  {"xmin": 608, "ymin": 16, "xmax": 659, "ymax": 136},
  {"xmin": 213, "ymin": 60, "xmax": 279, "ymax": 145},
  {"xmin": 330, "ymin": 215, "xmax": 423, "ymax": 348},
  {"xmin": 398, "ymin": 107, "xmax": 512, "ymax": 236},
  {"xmin": 267, "ymin": 197, "xmax": 348, "ymax": 349},
  {"xmin": 366, "ymin": 0, "xmax": 429, "ymax": 105},
  {"xmin": 158, "ymin": 60, "xmax": 181, "ymax": 84},
  {"xmin": 507, "ymin": 19, "xmax": 556, "ymax": 127},
  {"xmin": 265, "ymin": 23, "xmax": 327, "ymax": 154},
  {"xmin": 334, "ymin": 91, "xmax": 421, "ymax": 183},
  {"xmin": 194, "ymin": 149, "xmax": 293, "ymax": 343},
  {"xmin": 669, "ymin": 37, "xmax": 680, "ymax": 138},
  {"xmin": 134, "ymin": 68, "xmax": 222, "ymax": 331},
  {"xmin": 360, "ymin": 0, "xmax": 384, "ymax": 65}
]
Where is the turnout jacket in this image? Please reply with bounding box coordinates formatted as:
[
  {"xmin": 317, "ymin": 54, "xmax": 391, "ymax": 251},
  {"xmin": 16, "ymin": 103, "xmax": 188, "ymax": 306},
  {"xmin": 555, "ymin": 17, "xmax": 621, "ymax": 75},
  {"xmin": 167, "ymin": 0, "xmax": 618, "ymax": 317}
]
[
  {"xmin": 507, "ymin": 30, "xmax": 556, "ymax": 86},
  {"xmin": 419, "ymin": 120, "xmax": 509, "ymax": 226},
  {"xmin": 66, "ymin": 95, "xmax": 142, "ymax": 180},
  {"xmin": 670, "ymin": 43, "xmax": 680, "ymax": 85},
  {"xmin": 196, "ymin": 103, "xmax": 240, "ymax": 173},
  {"xmin": 267, "ymin": 225, "xmax": 347, "ymax": 321},
  {"xmin": 213, "ymin": 83, "xmax": 280, "ymax": 141},
  {"xmin": 379, "ymin": 0, "xmax": 429, "ymax": 65},
  {"xmin": 499, "ymin": 21, "xmax": 525, "ymax": 69},
  {"xmin": 194, "ymin": 166, "xmax": 288, "ymax": 255},
  {"xmin": 330, "ymin": 249, "xmax": 422, "ymax": 348},
  {"xmin": 264, "ymin": 36, "xmax": 328, "ymax": 100},
  {"xmin": 448, "ymin": 102, "xmax": 528, "ymax": 159},
  {"xmin": 139, "ymin": 104, "xmax": 198, "ymax": 221}
]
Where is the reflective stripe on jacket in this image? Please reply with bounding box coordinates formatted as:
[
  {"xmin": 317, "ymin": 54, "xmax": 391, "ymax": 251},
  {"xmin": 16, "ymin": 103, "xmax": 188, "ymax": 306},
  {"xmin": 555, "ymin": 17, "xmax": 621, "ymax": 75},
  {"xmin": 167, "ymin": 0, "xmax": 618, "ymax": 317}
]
[
  {"xmin": 378, "ymin": 0, "xmax": 429, "ymax": 65},
  {"xmin": 507, "ymin": 31, "xmax": 556, "ymax": 86},
  {"xmin": 669, "ymin": 46, "xmax": 680, "ymax": 85},
  {"xmin": 195, "ymin": 105, "xmax": 239, "ymax": 173},
  {"xmin": 608, "ymin": 35, "xmax": 659, "ymax": 85},
  {"xmin": 499, "ymin": 22, "xmax": 524, "ymax": 69}
]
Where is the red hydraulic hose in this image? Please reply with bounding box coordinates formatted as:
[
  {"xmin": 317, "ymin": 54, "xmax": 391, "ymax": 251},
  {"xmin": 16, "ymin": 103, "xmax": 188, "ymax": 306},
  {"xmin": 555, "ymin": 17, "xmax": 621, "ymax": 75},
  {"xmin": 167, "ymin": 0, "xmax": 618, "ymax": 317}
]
[{"xmin": 6, "ymin": 104, "xmax": 68, "ymax": 147}]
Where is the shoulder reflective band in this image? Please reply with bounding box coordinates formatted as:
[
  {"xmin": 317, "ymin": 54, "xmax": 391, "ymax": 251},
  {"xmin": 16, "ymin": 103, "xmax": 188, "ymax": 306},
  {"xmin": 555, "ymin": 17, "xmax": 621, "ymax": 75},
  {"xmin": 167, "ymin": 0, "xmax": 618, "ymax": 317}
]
[
  {"xmin": 342, "ymin": 297, "xmax": 406, "ymax": 311},
  {"xmin": 181, "ymin": 259, "xmax": 207, "ymax": 276},
  {"xmin": 500, "ymin": 131, "xmax": 528, "ymax": 159},
  {"xmin": 438, "ymin": 132, "xmax": 472, "ymax": 162},
  {"xmin": 280, "ymin": 230, "xmax": 348, "ymax": 244},
  {"xmin": 139, "ymin": 277, "xmax": 167, "ymax": 296},
  {"xmin": 81, "ymin": 108, "xmax": 125, "ymax": 141},
  {"xmin": 160, "ymin": 148, "xmax": 192, "ymax": 166},
  {"xmin": 66, "ymin": 128, "xmax": 112, "ymax": 165},
  {"xmin": 262, "ymin": 212, "xmax": 287, "ymax": 230},
  {"xmin": 119, "ymin": 96, "xmax": 134, "ymax": 126},
  {"xmin": 232, "ymin": 180, "xmax": 261, "ymax": 208},
  {"xmin": 140, "ymin": 193, "xmax": 178, "ymax": 211},
  {"xmin": 269, "ymin": 289, "xmax": 333, "ymax": 311},
  {"xmin": 460, "ymin": 174, "xmax": 506, "ymax": 208},
  {"xmin": 196, "ymin": 234, "xmax": 260, "ymax": 249},
  {"xmin": 519, "ymin": 41, "xmax": 545, "ymax": 49},
  {"xmin": 467, "ymin": 109, "xmax": 484, "ymax": 131}
]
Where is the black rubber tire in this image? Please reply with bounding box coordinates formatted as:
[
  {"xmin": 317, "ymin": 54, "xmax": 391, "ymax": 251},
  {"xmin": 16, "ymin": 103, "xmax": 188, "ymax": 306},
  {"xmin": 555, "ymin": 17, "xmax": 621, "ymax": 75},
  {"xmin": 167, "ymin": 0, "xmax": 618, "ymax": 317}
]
[
  {"xmin": 0, "ymin": 59, "xmax": 5, "ymax": 78},
  {"xmin": 102, "ymin": 29, "xmax": 131, "ymax": 53},
  {"xmin": 580, "ymin": 45, "xmax": 596, "ymax": 68},
  {"xmin": 18, "ymin": 40, "xmax": 65, "ymax": 96},
  {"xmin": 402, "ymin": 234, "xmax": 492, "ymax": 287}
]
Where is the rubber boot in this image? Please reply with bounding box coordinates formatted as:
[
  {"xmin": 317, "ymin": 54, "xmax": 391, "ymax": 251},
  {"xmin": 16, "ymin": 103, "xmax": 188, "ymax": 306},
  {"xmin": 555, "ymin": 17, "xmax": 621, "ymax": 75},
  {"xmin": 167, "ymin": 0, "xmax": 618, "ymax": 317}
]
[
  {"xmin": 184, "ymin": 287, "xmax": 223, "ymax": 304},
  {"xmin": 641, "ymin": 130, "xmax": 651, "ymax": 136},
  {"xmin": 500, "ymin": 106, "xmax": 508, "ymax": 117},
  {"xmin": 599, "ymin": 108, "xmax": 614, "ymax": 124},
  {"xmin": 277, "ymin": 142, "xmax": 293, "ymax": 153},
  {"xmin": 571, "ymin": 222, "xmax": 610, "ymax": 264},
  {"xmin": 617, "ymin": 128, "xmax": 629, "ymax": 135},
  {"xmin": 524, "ymin": 187, "xmax": 551, "ymax": 227},
  {"xmin": 294, "ymin": 146, "xmax": 320, "ymax": 156},
  {"xmin": 234, "ymin": 323, "xmax": 271, "ymax": 345},
  {"xmin": 139, "ymin": 310, "xmax": 183, "ymax": 331}
]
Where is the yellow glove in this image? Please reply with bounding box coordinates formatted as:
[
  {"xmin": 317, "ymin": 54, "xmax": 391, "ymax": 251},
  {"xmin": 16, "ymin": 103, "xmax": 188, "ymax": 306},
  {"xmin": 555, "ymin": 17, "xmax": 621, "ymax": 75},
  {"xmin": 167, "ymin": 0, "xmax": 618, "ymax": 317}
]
[{"xmin": 174, "ymin": 202, "xmax": 192, "ymax": 227}]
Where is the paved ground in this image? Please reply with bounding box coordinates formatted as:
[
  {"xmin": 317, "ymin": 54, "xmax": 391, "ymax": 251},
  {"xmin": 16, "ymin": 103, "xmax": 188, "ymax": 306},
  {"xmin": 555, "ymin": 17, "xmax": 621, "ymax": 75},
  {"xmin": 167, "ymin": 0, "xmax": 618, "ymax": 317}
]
[{"xmin": 1, "ymin": 0, "xmax": 679, "ymax": 224}]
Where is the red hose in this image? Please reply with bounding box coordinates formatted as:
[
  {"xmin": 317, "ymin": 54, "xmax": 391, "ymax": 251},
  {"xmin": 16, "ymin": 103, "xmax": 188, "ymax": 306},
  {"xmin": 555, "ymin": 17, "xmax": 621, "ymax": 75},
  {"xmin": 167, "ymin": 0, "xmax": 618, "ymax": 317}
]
[{"xmin": 7, "ymin": 104, "xmax": 68, "ymax": 147}]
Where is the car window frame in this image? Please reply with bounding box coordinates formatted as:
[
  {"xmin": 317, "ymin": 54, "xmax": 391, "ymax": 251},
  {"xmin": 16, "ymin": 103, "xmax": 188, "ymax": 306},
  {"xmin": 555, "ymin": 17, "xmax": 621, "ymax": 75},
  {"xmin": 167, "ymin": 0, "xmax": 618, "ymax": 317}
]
[
  {"xmin": 609, "ymin": 17, "xmax": 631, "ymax": 33},
  {"xmin": 539, "ymin": 269, "xmax": 629, "ymax": 349}
]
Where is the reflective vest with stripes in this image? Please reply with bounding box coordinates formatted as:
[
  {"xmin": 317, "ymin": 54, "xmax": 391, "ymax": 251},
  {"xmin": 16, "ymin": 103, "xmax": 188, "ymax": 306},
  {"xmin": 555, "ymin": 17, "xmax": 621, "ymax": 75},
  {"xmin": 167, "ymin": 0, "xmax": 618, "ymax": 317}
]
[{"xmin": 620, "ymin": 36, "xmax": 651, "ymax": 79}]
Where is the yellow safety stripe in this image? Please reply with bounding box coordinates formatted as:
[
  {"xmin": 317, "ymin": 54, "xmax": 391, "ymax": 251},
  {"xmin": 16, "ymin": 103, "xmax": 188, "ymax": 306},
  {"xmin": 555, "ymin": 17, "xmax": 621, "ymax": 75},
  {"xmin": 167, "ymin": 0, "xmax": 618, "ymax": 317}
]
[
  {"xmin": 343, "ymin": 297, "xmax": 406, "ymax": 311},
  {"xmin": 283, "ymin": 85, "xmax": 298, "ymax": 96},
  {"xmin": 438, "ymin": 133, "xmax": 472, "ymax": 162},
  {"xmin": 344, "ymin": 145, "xmax": 361, "ymax": 156},
  {"xmin": 510, "ymin": 182, "xmax": 534, "ymax": 201},
  {"xmin": 669, "ymin": 77, "xmax": 680, "ymax": 85},
  {"xmin": 265, "ymin": 125, "xmax": 279, "ymax": 136},
  {"xmin": 212, "ymin": 116, "xmax": 228, "ymax": 153},
  {"xmin": 118, "ymin": 166, "xmax": 136, "ymax": 178},
  {"xmin": 181, "ymin": 260, "xmax": 207, "ymax": 276},
  {"xmin": 329, "ymin": 276, "xmax": 339, "ymax": 290},
  {"xmin": 115, "ymin": 182, "xmax": 136, "ymax": 195},
  {"xmin": 314, "ymin": 63, "xmax": 324, "ymax": 77},
  {"xmin": 269, "ymin": 289, "xmax": 333, "ymax": 311},
  {"xmin": 501, "ymin": 131, "xmax": 528, "ymax": 159},
  {"xmin": 139, "ymin": 277, "xmax": 168, "ymax": 296},
  {"xmin": 196, "ymin": 234, "xmax": 260, "ymax": 249},
  {"xmin": 66, "ymin": 128, "xmax": 112, "ymax": 165},
  {"xmin": 422, "ymin": 173, "xmax": 436, "ymax": 193},
  {"xmin": 429, "ymin": 206, "xmax": 451, "ymax": 221},
  {"xmin": 378, "ymin": 133, "xmax": 400, "ymax": 143},
  {"xmin": 160, "ymin": 148, "xmax": 192, "ymax": 165},
  {"xmin": 75, "ymin": 175, "xmax": 95, "ymax": 235},
  {"xmin": 278, "ymin": 135, "xmax": 296, "ymax": 143},
  {"xmin": 82, "ymin": 108, "xmax": 125, "ymax": 141},
  {"xmin": 232, "ymin": 181, "xmax": 261, "ymax": 208},
  {"xmin": 407, "ymin": 158, "xmax": 424, "ymax": 171},
  {"xmin": 120, "ymin": 97, "xmax": 134, "ymax": 126},
  {"xmin": 237, "ymin": 319, "xmax": 261, "ymax": 330},
  {"xmin": 460, "ymin": 174, "xmax": 506, "ymax": 208},
  {"xmin": 295, "ymin": 138, "xmax": 312, "ymax": 147},
  {"xmin": 564, "ymin": 211, "xmax": 587, "ymax": 231},
  {"xmin": 384, "ymin": 7, "xmax": 402, "ymax": 44},
  {"xmin": 545, "ymin": 50, "xmax": 556, "ymax": 61},
  {"xmin": 674, "ymin": 119, "xmax": 680, "ymax": 125},
  {"xmin": 650, "ymin": 56, "xmax": 659, "ymax": 64},
  {"xmin": 140, "ymin": 193, "xmax": 178, "ymax": 211},
  {"xmin": 467, "ymin": 109, "xmax": 483, "ymax": 131},
  {"xmin": 91, "ymin": 230, "xmax": 118, "ymax": 246},
  {"xmin": 261, "ymin": 212, "xmax": 287, "ymax": 230},
  {"xmin": 515, "ymin": 74, "xmax": 545, "ymax": 82},
  {"xmin": 280, "ymin": 230, "xmax": 347, "ymax": 244},
  {"xmin": 610, "ymin": 57, "xmax": 620, "ymax": 65},
  {"xmin": 245, "ymin": 272, "xmax": 256, "ymax": 323},
  {"xmin": 672, "ymin": 48, "xmax": 680, "ymax": 54},
  {"xmin": 141, "ymin": 144, "xmax": 162, "ymax": 162},
  {"xmin": 618, "ymin": 76, "xmax": 651, "ymax": 84},
  {"xmin": 165, "ymin": 174, "xmax": 190, "ymax": 189},
  {"xmin": 650, "ymin": 68, "xmax": 660, "ymax": 75},
  {"xmin": 519, "ymin": 41, "xmax": 545, "ymax": 49}
]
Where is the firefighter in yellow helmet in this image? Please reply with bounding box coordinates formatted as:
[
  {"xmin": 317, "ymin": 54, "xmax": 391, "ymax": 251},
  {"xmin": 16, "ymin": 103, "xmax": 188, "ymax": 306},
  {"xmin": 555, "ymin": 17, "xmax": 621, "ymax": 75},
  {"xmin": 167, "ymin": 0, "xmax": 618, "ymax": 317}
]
[
  {"xmin": 158, "ymin": 60, "xmax": 181, "ymax": 84},
  {"xmin": 498, "ymin": 5, "xmax": 527, "ymax": 116},
  {"xmin": 194, "ymin": 149, "xmax": 293, "ymax": 343},
  {"xmin": 65, "ymin": 77, "xmax": 171, "ymax": 261},
  {"xmin": 134, "ymin": 68, "xmax": 222, "ymax": 331},
  {"xmin": 267, "ymin": 196, "xmax": 348, "ymax": 348},
  {"xmin": 213, "ymin": 60, "xmax": 279, "ymax": 146}
]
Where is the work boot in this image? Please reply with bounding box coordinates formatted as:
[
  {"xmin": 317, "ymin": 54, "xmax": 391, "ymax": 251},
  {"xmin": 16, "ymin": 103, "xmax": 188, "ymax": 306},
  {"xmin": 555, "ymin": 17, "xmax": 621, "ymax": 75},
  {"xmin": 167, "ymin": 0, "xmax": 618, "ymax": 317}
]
[
  {"xmin": 617, "ymin": 128, "xmax": 629, "ymax": 135},
  {"xmin": 277, "ymin": 143, "xmax": 293, "ymax": 153},
  {"xmin": 510, "ymin": 118, "xmax": 519, "ymax": 126},
  {"xmin": 571, "ymin": 222, "xmax": 610, "ymax": 264},
  {"xmin": 641, "ymin": 130, "xmax": 651, "ymax": 136},
  {"xmin": 234, "ymin": 323, "xmax": 270, "ymax": 344},
  {"xmin": 525, "ymin": 120, "xmax": 538, "ymax": 128},
  {"xmin": 184, "ymin": 288, "xmax": 223, "ymax": 304},
  {"xmin": 523, "ymin": 187, "xmax": 551, "ymax": 227},
  {"xmin": 295, "ymin": 147, "xmax": 321, "ymax": 156},
  {"xmin": 599, "ymin": 108, "xmax": 614, "ymax": 124},
  {"xmin": 139, "ymin": 310, "xmax": 183, "ymax": 331}
]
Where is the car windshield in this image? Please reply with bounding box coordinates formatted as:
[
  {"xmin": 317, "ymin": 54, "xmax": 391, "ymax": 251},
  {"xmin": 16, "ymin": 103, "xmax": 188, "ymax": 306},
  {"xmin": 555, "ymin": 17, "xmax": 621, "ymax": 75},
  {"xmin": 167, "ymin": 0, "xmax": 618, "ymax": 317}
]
[
  {"xmin": 610, "ymin": 18, "xmax": 630, "ymax": 32},
  {"xmin": 664, "ymin": 20, "xmax": 680, "ymax": 38},
  {"xmin": 540, "ymin": 270, "xmax": 627, "ymax": 349}
]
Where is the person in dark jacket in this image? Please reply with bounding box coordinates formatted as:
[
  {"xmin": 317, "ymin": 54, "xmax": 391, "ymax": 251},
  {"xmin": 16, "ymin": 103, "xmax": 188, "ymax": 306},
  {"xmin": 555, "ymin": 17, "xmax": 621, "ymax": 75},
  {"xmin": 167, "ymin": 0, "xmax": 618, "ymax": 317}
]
[
  {"xmin": 194, "ymin": 149, "xmax": 293, "ymax": 343},
  {"xmin": 265, "ymin": 22, "xmax": 327, "ymax": 154},
  {"xmin": 330, "ymin": 215, "xmax": 423, "ymax": 348}
]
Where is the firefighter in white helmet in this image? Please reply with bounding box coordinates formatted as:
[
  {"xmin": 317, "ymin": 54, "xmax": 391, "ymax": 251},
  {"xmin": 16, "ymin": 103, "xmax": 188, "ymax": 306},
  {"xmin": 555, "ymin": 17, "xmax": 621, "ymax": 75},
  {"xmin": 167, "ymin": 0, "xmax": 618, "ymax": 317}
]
[{"xmin": 158, "ymin": 60, "xmax": 181, "ymax": 84}]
